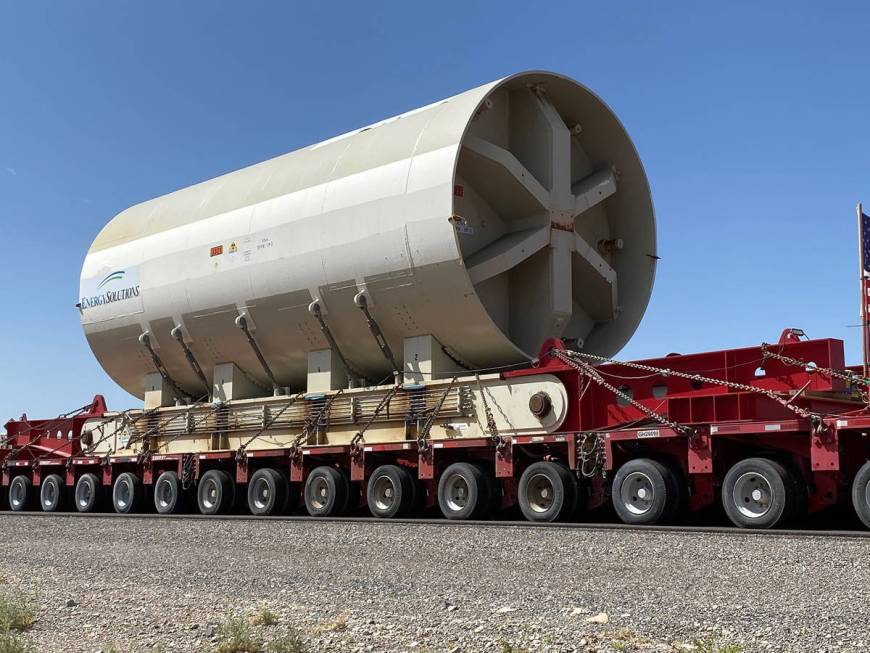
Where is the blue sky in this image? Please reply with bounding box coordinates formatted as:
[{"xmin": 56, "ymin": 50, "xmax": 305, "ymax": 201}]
[{"xmin": 1, "ymin": 2, "xmax": 868, "ymax": 421}]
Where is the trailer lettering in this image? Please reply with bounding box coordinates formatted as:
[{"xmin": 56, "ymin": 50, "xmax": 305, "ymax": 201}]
[{"xmin": 80, "ymin": 284, "xmax": 141, "ymax": 310}]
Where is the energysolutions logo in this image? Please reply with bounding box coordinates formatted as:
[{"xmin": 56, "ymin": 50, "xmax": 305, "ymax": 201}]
[
  {"xmin": 96, "ymin": 270, "xmax": 126, "ymax": 289},
  {"xmin": 79, "ymin": 267, "xmax": 141, "ymax": 311}
]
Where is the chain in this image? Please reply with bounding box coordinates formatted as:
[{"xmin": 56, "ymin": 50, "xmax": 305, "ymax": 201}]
[
  {"xmin": 77, "ymin": 397, "xmax": 208, "ymax": 469},
  {"xmin": 147, "ymin": 402, "xmax": 225, "ymax": 458},
  {"xmin": 181, "ymin": 453, "xmax": 196, "ymax": 490},
  {"xmin": 23, "ymin": 408, "xmax": 149, "ymax": 468},
  {"xmin": 81, "ymin": 407, "xmax": 160, "ymax": 456},
  {"xmin": 3, "ymin": 404, "xmax": 103, "ymax": 466},
  {"xmin": 350, "ymin": 385, "xmax": 401, "ymax": 457},
  {"xmin": 287, "ymin": 390, "xmax": 344, "ymax": 457},
  {"xmin": 235, "ymin": 392, "xmax": 304, "ymax": 461},
  {"xmin": 577, "ymin": 433, "xmax": 605, "ymax": 479},
  {"xmin": 560, "ymin": 349, "xmax": 820, "ymax": 426},
  {"xmin": 417, "ymin": 378, "xmax": 458, "ymax": 453},
  {"xmin": 475, "ymin": 374, "xmax": 506, "ymax": 450},
  {"xmin": 554, "ymin": 350, "xmax": 696, "ymax": 437},
  {"xmin": 123, "ymin": 396, "xmax": 210, "ymax": 451},
  {"xmin": 136, "ymin": 443, "xmax": 152, "ymax": 467},
  {"xmin": 761, "ymin": 343, "xmax": 870, "ymax": 387},
  {"xmin": 141, "ymin": 333, "xmax": 193, "ymax": 401}
]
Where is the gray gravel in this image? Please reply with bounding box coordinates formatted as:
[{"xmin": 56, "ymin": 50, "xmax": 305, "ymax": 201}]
[{"xmin": 0, "ymin": 515, "xmax": 868, "ymax": 653}]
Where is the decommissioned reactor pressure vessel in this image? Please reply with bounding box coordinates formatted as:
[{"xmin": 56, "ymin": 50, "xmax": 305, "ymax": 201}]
[{"xmin": 79, "ymin": 71, "xmax": 657, "ymax": 399}]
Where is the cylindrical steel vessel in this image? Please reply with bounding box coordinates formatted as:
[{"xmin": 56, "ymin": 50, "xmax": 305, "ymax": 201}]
[{"xmin": 80, "ymin": 71, "xmax": 656, "ymax": 398}]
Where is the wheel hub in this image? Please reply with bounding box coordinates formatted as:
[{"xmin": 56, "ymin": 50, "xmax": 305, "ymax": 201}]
[
  {"xmin": 11, "ymin": 483, "xmax": 23, "ymax": 507},
  {"xmin": 310, "ymin": 477, "xmax": 330, "ymax": 510},
  {"xmin": 733, "ymin": 472, "xmax": 773, "ymax": 519},
  {"xmin": 373, "ymin": 476, "xmax": 397, "ymax": 511},
  {"xmin": 117, "ymin": 482, "xmax": 130, "ymax": 509},
  {"xmin": 527, "ymin": 473, "xmax": 556, "ymax": 513},
  {"xmin": 157, "ymin": 481, "xmax": 172, "ymax": 508},
  {"xmin": 620, "ymin": 471, "xmax": 654, "ymax": 515},
  {"xmin": 446, "ymin": 474, "xmax": 470, "ymax": 512},
  {"xmin": 43, "ymin": 484, "xmax": 56, "ymax": 507},
  {"xmin": 203, "ymin": 480, "xmax": 218, "ymax": 509},
  {"xmin": 253, "ymin": 479, "xmax": 270, "ymax": 510}
]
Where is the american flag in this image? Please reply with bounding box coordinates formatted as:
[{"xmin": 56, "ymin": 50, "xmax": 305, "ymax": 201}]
[
  {"xmin": 862, "ymin": 211, "xmax": 870, "ymax": 276},
  {"xmin": 861, "ymin": 206, "xmax": 870, "ymax": 377}
]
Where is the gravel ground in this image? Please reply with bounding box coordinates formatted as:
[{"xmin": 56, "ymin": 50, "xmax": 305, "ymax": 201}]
[{"xmin": 0, "ymin": 515, "xmax": 868, "ymax": 653}]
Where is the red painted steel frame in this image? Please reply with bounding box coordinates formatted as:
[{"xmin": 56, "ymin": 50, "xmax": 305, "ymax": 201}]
[
  {"xmin": 1, "ymin": 396, "xmax": 107, "ymax": 487},
  {"xmin": 1, "ymin": 335, "xmax": 867, "ymax": 522}
]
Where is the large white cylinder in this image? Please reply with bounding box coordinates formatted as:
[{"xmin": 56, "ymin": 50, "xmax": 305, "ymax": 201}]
[{"xmin": 79, "ymin": 71, "xmax": 656, "ymax": 399}]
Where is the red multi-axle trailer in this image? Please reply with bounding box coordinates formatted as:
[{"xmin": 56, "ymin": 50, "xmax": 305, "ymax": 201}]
[{"xmin": 3, "ymin": 329, "xmax": 870, "ymax": 530}]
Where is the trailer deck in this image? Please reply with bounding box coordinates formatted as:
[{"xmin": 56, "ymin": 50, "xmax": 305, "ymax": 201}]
[{"xmin": 3, "ymin": 329, "xmax": 870, "ymax": 530}]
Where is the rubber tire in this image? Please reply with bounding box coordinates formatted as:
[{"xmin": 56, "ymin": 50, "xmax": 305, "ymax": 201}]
[
  {"xmin": 112, "ymin": 472, "xmax": 144, "ymax": 514},
  {"xmin": 74, "ymin": 473, "xmax": 102, "ymax": 513},
  {"xmin": 366, "ymin": 465, "xmax": 416, "ymax": 519},
  {"xmin": 437, "ymin": 462, "xmax": 492, "ymax": 520},
  {"xmin": 851, "ymin": 460, "xmax": 870, "ymax": 529},
  {"xmin": 198, "ymin": 469, "xmax": 234, "ymax": 515},
  {"xmin": 304, "ymin": 466, "xmax": 350, "ymax": 517},
  {"xmin": 154, "ymin": 471, "xmax": 183, "ymax": 515},
  {"xmin": 611, "ymin": 458, "xmax": 681, "ymax": 526},
  {"xmin": 722, "ymin": 458, "xmax": 794, "ymax": 529},
  {"xmin": 40, "ymin": 474, "xmax": 66, "ymax": 512},
  {"xmin": 517, "ymin": 462, "xmax": 577, "ymax": 523},
  {"xmin": 248, "ymin": 468, "xmax": 290, "ymax": 516},
  {"xmin": 8, "ymin": 476, "xmax": 35, "ymax": 512},
  {"xmin": 267, "ymin": 468, "xmax": 291, "ymax": 514}
]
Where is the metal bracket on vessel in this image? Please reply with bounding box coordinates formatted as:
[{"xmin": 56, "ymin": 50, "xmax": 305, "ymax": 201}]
[
  {"xmin": 234, "ymin": 314, "xmax": 284, "ymax": 396},
  {"xmin": 354, "ymin": 291, "xmax": 400, "ymax": 384},
  {"xmin": 308, "ymin": 300, "xmax": 368, "ymax": 386},
  {"xmin": 138, "ymin": 332, "xmax": 192, "ymax": 404},
  {"xmin": 170, "ymin": 325, "xmax": 210, "ymax": 394}
]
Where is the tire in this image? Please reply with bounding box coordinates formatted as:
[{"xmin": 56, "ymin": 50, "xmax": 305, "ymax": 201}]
[
  {"xmin": 437, "ymin": 462, "xmax": 492, "ymax": 520},
  {"xmin": 304, "ymin": 466, "xmax": 350, "ymax": 517},
  {"xmin": 518, "ymin": 461, "xmax": 577, "ymax": 522},
  {"xmin": 722, "ymin": 457, "xmax": 794, "ymax": 529},
  {"xmin": 154, "ymin": 471, "xmax": 184, "ymax": 515},
  {"xmin": 74, "ymin": 473, "xmax": 102, "ymax": 513},
  {"xmin": 248, "ymin": 468, "xmax": 290, "ymax": 516},
  {"xmin": 40, "ymin": 474, "xmax": 66, "ymax": 512},
  {"xmin": 851, "ymin": 460, "xmax": 870, "ymax": 529},
  {"xmin": 198, "ymin": 469, "xmax": 234, "ymax": 515},
  {"xmin": 8, "ymin": 476, "xmax": 35, "ymax": 512},
  {"xmin": 611, "ymin": 458, "xmax": 681, "ymax": 525},
  {"xmin": 267, "ymin": 468, "xmax": 291, "ymax": 514},
  {"xmin": 367, "ymin": 465, "xmax": 416, "ymax": 519},
  {"xmin": 112, "ymin": 472, "xmax": 144, "ymax": 514}
]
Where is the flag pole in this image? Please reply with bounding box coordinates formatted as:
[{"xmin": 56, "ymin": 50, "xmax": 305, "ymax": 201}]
[{"xmin": 860, "ymin": 202, "xmax": 869, "ymax": 378}]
